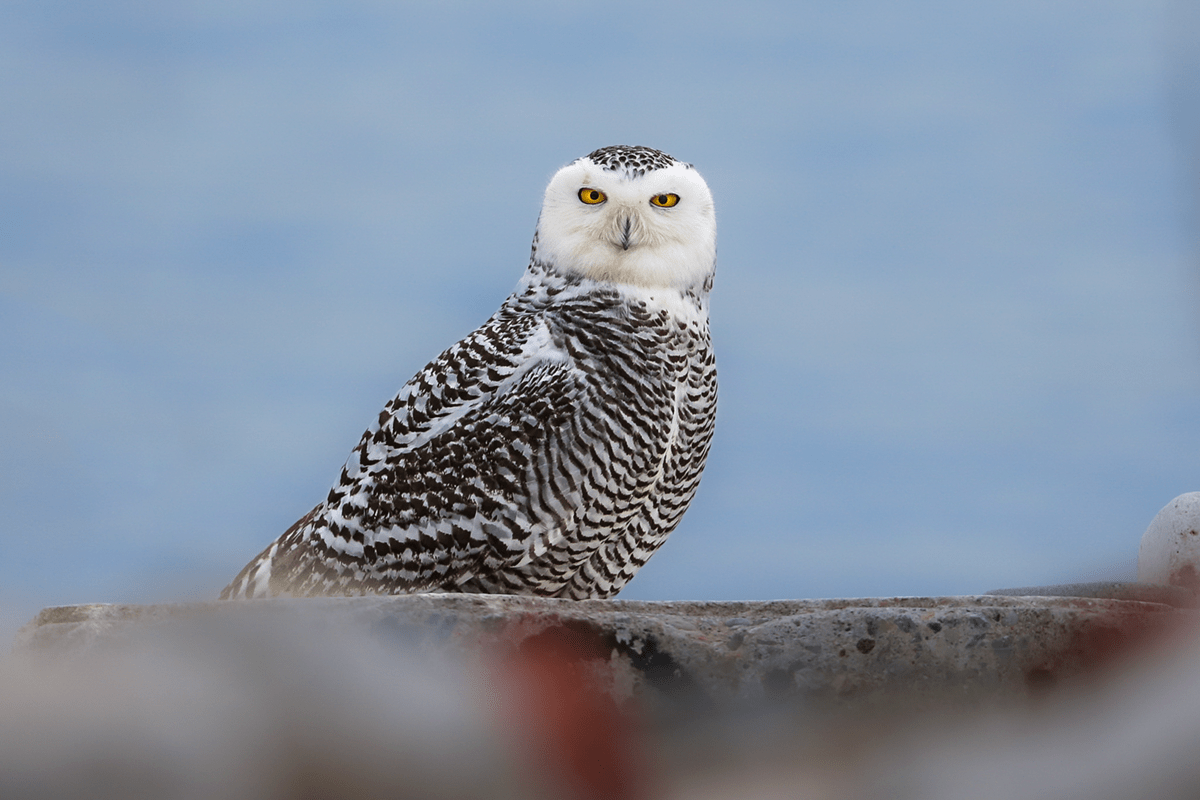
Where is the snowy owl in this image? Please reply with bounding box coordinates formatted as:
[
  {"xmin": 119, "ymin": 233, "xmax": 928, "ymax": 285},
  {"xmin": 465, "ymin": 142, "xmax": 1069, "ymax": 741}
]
[{"xmin": 221, "ymin": 146, "xmax": 717, "ymax": 600}]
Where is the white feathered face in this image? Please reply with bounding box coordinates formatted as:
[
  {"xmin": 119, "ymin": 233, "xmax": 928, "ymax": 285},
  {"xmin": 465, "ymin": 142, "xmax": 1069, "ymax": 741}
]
[{"xmin": 535, "ymin": 147, "xmax": 716, "ymax": 291}]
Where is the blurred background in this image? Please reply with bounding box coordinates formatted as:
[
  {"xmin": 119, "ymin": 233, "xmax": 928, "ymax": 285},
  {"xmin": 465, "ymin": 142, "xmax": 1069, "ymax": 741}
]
[{"xmin": 1, "ymin": 0, "xmax": 1197, "ymax": 638}]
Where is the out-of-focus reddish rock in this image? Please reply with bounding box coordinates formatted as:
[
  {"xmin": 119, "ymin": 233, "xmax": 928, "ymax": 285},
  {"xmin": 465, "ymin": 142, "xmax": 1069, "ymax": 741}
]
[{"xmin": 493, "ymin": 619, "xmax": 650, "ymax": 800}]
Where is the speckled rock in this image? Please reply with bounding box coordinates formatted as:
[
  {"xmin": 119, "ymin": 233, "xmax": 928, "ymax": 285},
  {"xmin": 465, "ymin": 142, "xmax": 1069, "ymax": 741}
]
[
  {"xmin": 14, "ymin": 593, "xmax": 1188, "ymax": 707},
  {"xmin": 1139, "ymin": 492, "xmax": 1200, "ymax": 589}
]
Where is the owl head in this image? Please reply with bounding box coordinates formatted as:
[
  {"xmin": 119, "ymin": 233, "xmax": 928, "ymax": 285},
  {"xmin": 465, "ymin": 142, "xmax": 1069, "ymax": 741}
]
[{"xmin": 534, "ymin": 146, "xmax": 716, "ymax": 291}]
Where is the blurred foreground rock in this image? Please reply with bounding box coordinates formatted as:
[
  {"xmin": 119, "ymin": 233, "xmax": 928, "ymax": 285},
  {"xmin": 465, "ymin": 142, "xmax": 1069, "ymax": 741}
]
[
  {"xmin": 8, "ymin": 593, "xmax": 1200, "ymax": 800},
  {"xmin": 15, "ymin": 593, "xmax": 1192, "ymax": 706}
]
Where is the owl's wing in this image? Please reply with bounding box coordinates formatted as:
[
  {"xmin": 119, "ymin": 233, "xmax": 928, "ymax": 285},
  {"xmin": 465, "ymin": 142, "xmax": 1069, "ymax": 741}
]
[{"xmin": 221, "ymin": 311, "xmax": 651, "ymax": 598}]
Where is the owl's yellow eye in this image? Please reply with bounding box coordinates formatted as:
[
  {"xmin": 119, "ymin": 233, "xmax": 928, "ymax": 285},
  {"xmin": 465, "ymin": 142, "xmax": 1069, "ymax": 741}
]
[
  {"xmin": 650, "ymin": 193, "xmax": 680, "ymax": 208},
  {"xmin": 578, "ymin": 188, "xmax": 606, "ymax": 205}
]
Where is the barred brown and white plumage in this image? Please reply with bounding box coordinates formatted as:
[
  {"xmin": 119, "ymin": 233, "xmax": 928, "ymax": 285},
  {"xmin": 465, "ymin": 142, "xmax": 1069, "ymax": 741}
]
[{"xmin": 222, "ymin": 145, "xmax": 717, "ymax": 600}]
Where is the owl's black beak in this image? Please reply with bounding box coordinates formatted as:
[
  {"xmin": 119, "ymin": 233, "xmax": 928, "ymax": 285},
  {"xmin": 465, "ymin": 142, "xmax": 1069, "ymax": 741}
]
[{"xmin": 619, "ymin": 216, "xmax": 633, "ymax": 250}]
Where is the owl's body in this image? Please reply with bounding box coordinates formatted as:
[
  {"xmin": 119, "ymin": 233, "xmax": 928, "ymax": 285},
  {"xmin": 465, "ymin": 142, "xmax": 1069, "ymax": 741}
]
[{"xmin": 222, "ymin": 146, "xmax": 716, "ymax": 600}]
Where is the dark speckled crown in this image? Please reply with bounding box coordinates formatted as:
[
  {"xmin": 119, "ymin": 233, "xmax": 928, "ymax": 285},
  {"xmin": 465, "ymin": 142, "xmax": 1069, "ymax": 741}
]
[{"xmin": 585, "ymin": 145, "xmax": 679, "ymax": 177}]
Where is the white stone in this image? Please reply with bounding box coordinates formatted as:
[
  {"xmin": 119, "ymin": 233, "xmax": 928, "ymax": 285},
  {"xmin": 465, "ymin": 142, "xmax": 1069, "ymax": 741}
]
[{"xmin": 1138, "ymin": 492, "xmax": 1200, "ymax": 588}]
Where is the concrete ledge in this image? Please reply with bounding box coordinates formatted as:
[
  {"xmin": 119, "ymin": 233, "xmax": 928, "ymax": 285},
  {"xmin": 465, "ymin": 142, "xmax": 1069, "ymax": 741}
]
[{"xmin": 15, "ymin": 593, "xmax": 1189, "ymax": 706}]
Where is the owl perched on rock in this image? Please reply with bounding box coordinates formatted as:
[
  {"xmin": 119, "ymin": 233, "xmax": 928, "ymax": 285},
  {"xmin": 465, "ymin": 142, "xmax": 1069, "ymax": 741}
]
[{"xmin": 222, "ymin": 146, "xmax": 717, "ymax": 600}]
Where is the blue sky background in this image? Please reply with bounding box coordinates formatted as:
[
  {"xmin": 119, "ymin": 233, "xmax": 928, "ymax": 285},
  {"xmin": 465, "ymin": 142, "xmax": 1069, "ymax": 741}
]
[{"xmin": 2, "ymin": 0, "xmax": 1197, "ymax": 637}]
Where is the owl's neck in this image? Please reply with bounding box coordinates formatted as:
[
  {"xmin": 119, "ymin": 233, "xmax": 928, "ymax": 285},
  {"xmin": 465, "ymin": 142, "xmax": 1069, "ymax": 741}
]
[{"xmin": 511, "ymin": 258, "xmax": 711, "ymax": 323}]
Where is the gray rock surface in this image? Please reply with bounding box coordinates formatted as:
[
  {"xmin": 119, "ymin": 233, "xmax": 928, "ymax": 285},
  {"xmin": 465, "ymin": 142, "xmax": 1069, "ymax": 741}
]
[
  {"xmin": 1139, "ymin": 492, "xmax": 1200, "ymax": 588},
  {"xmin": 15, "ymin": 593, "xmax": 1188, "ymax": 706},
  {"xmin": 987, "ymin": 581, "xmax": 1197, "ymax": 607}
]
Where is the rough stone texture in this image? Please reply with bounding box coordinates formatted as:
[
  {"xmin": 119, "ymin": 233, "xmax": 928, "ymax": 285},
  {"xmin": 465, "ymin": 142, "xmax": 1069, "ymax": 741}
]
[
  {"xmin": 1139, "ymin": 492, "xmax": 1200, "ymax": 589},
  {"xmin": 15, "ymin": 593, "xmax": 1190, "ymax": 707}
]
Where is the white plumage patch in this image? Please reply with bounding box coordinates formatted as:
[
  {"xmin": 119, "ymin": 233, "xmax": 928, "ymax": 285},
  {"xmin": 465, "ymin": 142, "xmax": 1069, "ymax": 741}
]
[{"xmin": 222, "ymin": 146, "xmax": 718, "ymax": 600}]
